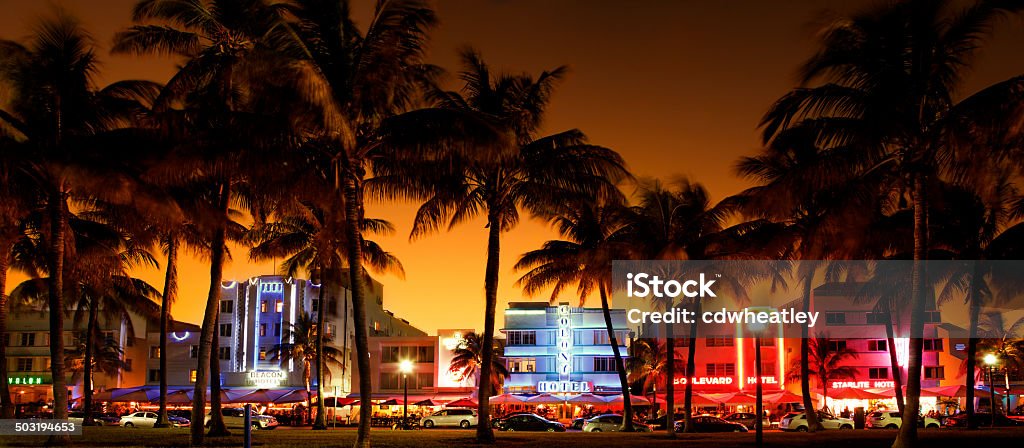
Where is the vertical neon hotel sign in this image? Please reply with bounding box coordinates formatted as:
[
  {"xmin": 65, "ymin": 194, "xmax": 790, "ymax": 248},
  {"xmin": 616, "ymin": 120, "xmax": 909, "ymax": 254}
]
[{"xmin": 557, "ymin": 304, "xmax": 572, "ymax": 380}]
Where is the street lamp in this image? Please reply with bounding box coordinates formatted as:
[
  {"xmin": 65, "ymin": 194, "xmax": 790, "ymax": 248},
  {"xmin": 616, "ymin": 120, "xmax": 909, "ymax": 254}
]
[
  {"xmin": 748, "ymin": 320, "xmax": 767, "ymax": 448},
  {"xmin": 983, "ymin": 353, "xmax": 998, "ymax": 428},
  {"xmin": 400, "ymin": 359, "xmax": 413, "ymax": 430}
]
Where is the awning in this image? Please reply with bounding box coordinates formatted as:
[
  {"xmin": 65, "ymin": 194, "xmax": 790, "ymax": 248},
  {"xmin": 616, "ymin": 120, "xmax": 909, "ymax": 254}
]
[
  {"xmin": 830, "ymin": 388, "xmax": 889, "ymax": 400},
  {"xmin": 763, "ymin": 390, "xmax": 802, "ymax": 403},
  {"xmin": 446, "ymin": 398, "xmax": 478, "ymax": 408},
  {"xmin": 487, "ymin": 394, "xmax": 525, "ymax": 404},
  {"xmin": 602, "ymin": 394, "xmax": 650, "ymax": 405}
]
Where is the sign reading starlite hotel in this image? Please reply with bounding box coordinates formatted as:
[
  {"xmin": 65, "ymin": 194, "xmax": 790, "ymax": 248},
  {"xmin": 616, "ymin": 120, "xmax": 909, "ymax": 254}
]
[{"xmin": 557, "ymin": 304, "xmax": 572, "ymax": 380}]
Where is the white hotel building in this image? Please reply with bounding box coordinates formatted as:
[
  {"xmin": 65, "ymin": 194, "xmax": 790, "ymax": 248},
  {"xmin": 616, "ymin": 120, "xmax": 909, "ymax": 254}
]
[{"xmin": 501, "ymin": 302, "xmax": 630, "ymax": 395}]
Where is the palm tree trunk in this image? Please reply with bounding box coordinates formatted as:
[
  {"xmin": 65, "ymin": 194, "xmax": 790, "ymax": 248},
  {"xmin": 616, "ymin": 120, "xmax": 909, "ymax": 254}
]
[
  {"xmin": 683, "ymin": 299, "xmax": 700, "ymax": 432},
  {"xmin": 47, "ymin": 191, "xmax": 70, "ymax": 446},
  {"xmin": 83, "ymin": 297, "xmax": 97, "ymax": 426},
  {"xmin": 598, "ymin": 285, "xmax": 633, "ymax": 431},
  {"xmin": 0, "ymin": 238, "xmax": 15, "ymax": 418},
  {"xmin": 313, "ymin": 274, "xmax": 328, "ymax": 430},
  {"xmin": 208, "ymin": 323, "xmax": 229, "ymax": 436},
  {"xmin": 191, "ymin": 182, "xmax": 229, "ymax": 446},
  {"xmin": 341, "ymin": 171, "xmax": 373, "ymax": 448},
  {"xmin": 665, "ymin": 322, "xmax": 675, "ymax": 437},
  {"xmin": 475, "ymin": 214, "xmax": 500, "ymax": 444},
  {"xmin": 800, "ymin": 277, "xmax": 821, "ymax": 432},
  {"xmin": 964, "ymin": 262, "xmax": 982, "ymax": 429},
  {"xmin": 155, "ymin": 236, "xmax": 177, "ymax": 428},
  {"xmin": 885, "ymin": 316, "xmax": 905, "ymax": 414},
  {"xmin": 894, "ymin": 175, "xmax": 928, "ymax": 448}
]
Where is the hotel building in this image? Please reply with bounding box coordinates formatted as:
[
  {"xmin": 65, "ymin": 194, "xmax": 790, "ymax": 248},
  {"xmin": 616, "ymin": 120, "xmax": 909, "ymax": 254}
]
[{"xmin": 501, "ymin": 302, "xmax": 631, "ymax": 395}]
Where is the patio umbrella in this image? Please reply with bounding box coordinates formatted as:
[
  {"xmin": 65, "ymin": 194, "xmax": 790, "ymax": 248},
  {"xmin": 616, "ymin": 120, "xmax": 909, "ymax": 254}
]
[
  {"xmin": 566, "ymin": 393, "xmax": 607, "ymax": 404},
  {"xmin": 764, "ymin": 390, "xmax": 802, "ymax": 404},
  {"xmin": 665, "ymin": 392, "xmax": 718, "ymax": 405},
  {"xmin": 379, "ymin": 398, "xmax": 405, "ymax": 406},
  {"xmin": 526, "ymin": 393, "xmax": 568, "ymax": 405},
  {"xmin": 324, "ymin": 397, "xmax": 358, "ymax": 407},
  {"xmin": 487, "ymin": 394, "xmax": 524, "ymax": 404},
  {"xmin": 830, "ymin": 388, "xmax": 889, "ymax": 400},
  {"xmin": 275, "ymin": 389, "xmax": 315, "ymax": 404},
  {"xmin": 446, "ymin": 398, "xmax": 478, "ymax": 408},
  {"xmin": 110, "ymin": 387, "xmax": 159, "ymax": 402},
  {"xmin": 603, "ymin": 394, "xmax": 651, "ymax": 405},
  {"xmin": 413, "ymin": 399, "xmax": 438, "ymax": 406},
  {"xmin": 165, "ymin": 390, "xmax": 192, "ymax": 404},
  {"xmin": 926, "ymin": 385, "xmax": 990, "ymax": 398},
  {"xmin": 699, "ymin": 392, "xmax": 738, "ymax": 404},
  {"xmin": 234, "ymin": 389, "xmax": 287, "ymax": 403}
]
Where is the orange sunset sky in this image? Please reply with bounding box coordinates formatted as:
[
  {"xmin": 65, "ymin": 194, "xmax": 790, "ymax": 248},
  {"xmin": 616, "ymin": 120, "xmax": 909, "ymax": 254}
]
[{"xmin": 3, "ymin": 0, "xmax": 1024, "ymax": 335}]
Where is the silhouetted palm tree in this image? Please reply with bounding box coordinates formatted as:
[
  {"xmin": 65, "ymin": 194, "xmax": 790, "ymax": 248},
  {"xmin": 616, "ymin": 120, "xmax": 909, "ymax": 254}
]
[
  {"xmin": 0, "ymin": 12, "xmax": 159, "ymax": 438},
  {"xmin": 269, "ymin": 312, "xmax": 343, "ymax": 425},
  {"xmin": 516, "ymin": 195, "xmax": 638, "ymax": 430},
  {"xmin": 447, "ymin": 332, "xmax": 508, "ymax": 396},
  {"xmin": 246, "ymin": 197, "xmax": 403, "ymax": 429},
  {"xmin": 786, "ymin": 335, "xmax": 859, "ymax": 411},
  {"xmin": 761, "ymin": 2, "xmax": 1024, "ymax": 444},
  {"xmin": 412, "ymin": 49, "xmax": 627, "ymax": 442},
  {"xmin": 626, "ymin": 338, "xmax": 685, "ymax": 411}
]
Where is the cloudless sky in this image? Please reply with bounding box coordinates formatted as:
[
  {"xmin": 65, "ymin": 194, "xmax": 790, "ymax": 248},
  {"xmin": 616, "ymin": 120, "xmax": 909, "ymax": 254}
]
[{"xmin": 3, "ymin": 0, "xmax": 1024, "ymax": 335}]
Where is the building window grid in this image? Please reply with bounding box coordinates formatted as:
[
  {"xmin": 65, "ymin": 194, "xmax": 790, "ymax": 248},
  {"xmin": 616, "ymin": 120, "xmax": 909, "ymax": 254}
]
[
  {"xmin": 507, "ymin": 330, "xmax": 537, "ymax": 346},
  {"xmin": 869, "ymin": 367, "xmax": 890, "ymax": 380},
  {"xmin": 706, "ymin": 336, "xmax": 734, "ymax": 347},
  {"xmin": 923, "ymin": 339, "xmax": 943, "ymax": 352},
  {"xmin": 924, "ymin": 366, "xmax": 945, "ymax": 380},
  {"xmin": 706, "ymin": 363, "xmax": 736, "ymax": 376},
  {"xmin": 868, "ymin": 340, "xmax": 888, "ymax": 352}
]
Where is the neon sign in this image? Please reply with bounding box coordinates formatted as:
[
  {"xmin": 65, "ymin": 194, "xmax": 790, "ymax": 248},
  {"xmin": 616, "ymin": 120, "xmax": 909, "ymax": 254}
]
[
  {"xmin": 8, "ymin": 376, "xmax": 46, "ymax": 385},
  {"xmin": 831, "ymin": 380, "xmax": 894, "ymax": 389},
  {"xmin": 247, "ymin": 371, "xmax": 287, "ymax": 387},
  {"xmin": 557, "ymin": 305, "xmax": 572, "ymax": 380},
  {"xmin": 673, "ymin": 376, "xmax": 734, "ymax": 385},
  {"xmin": 537, "ymin": 381, "xmax": 592, "ymax": 393},
  {"xmin": 746, "ymin": 376, "xmax": 778, "ymax": 385},
  {"xmin": 170, "ymin": 331, "xmax": 190, "ymax": 342}
]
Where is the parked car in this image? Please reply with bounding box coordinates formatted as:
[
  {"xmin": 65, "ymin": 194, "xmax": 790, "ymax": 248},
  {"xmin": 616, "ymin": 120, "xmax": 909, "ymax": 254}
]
[
  {"xmin": 68, "ymin": 411, "xmax": 120, "ymax": 426},
  {"xmin": 581, "ymin": 414, "xmax": 652, "ymax": 432},
  {"xmin": 168, "ymin": 410, "xmax": 193, "ymax": 420},
  {"xmin": 723, "ymin": 412, "xmax": 771, "ymax": 430},
  {"xmin": 205, "ymin": 408, "xmax": 278, "ymax": 430},
  {"xmin": 420, "ymin": 409, "xmax": 478, "ymax": 428},
  {"xmin": 779, "ymin": 411, "xmax": 853, "ymax": 431},
  {"xmin": 673, "ymin": 415, "xmax": 748, "ymax": 432},
  {"xmin": 494, "ymin": 413, "xmax": 566, "ymax": 432},
  {"xmin": 645, "ymin": 413, "xmax": 685, "ymax": 430},
  {"xmin": 866, "ymin": 411, "xmax": 941, "ymax": 429},
  {"xmin": 120, "ymin": 411, "xmax": 190, "ymax": 428},
  {"xmin": 570, "ymin": 417, "xmax": 587, "ymax": 430},
  {"xmin": 943, "ymin": 412, "xmax": 1024, "ymax": 428}
]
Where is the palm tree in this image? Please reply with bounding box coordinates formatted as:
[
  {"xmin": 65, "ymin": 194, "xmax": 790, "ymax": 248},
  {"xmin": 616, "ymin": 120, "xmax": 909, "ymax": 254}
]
[
  {"xmin": 0, "ymin": 159, "xmax": 34, "ymax": 418},
  {"xmin": 0, "ymin": 13, "xmax": 159, "ymax": 438},
  {"xmin": 65, "ymin": 333, "xmax": 128, "ymax": 394},
  {"xmin": 113, "ymin": 1, "xmax": 299, "ymax": 441},
  {"xmin": 269, "ymin": 311, "xmax": 344, "ymax": 425},
  {"xmin": 515, "ymin": 195, "xmax": 638, "ymax": 430},
  {"xmin": 447, "ymin": 332, "xmax": 508, "ymax": 396},
  {"xmin": 761, "ymin": 2, "xmax": 1024, "ymax": 444},
  {"xmin": 786, "ymin": 335, "xmax": 859, "ymax": 411},
  {"xmin": 411, "ymin": 50, "xmax": 627, "ymax": 442},
  {"xmin": 625, "ymin": 338, "xmax": 685, "ymax": 411},
  {"xmin": 246, "ymin": 197, "xmax": 403, "ymax": 429}
]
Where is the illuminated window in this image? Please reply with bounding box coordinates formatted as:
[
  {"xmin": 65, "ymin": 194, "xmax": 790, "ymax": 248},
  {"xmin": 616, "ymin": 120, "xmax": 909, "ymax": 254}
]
[
  {"xmin": 593, "ymin": 357, "xmax": 616, "ymax": 372},
  {"xmin": 508, "ymin": 358, "xmax": 536, "ymax": 373},
  {"xmin": 868, "ymin": 340, "xmax": 888, "ymax": 352},
  {"xmin": 276, "ymin": 299, "xmax": 283, "ymax": 313},
  {"xmin": 705, "ymin": 336, "xmax": 734, "ymax": 347},
  {"xmin": 924, "ymin": 366, "xmax": 945, "ymax": 380},
  {"xmin": 705, "ymin": 363, "xmax": 735, "ymax": 376},
  {"xmin": 190, "ymin": 369, "xmax": 197, "ymax": 383},
  {"xmin": 925, "ymin": 311, "xmax": 941, "ymax": 323},
  {"xmin": 260, "ymin": 301, "xmax": 268, "ymax": 313},
  {"xmin": 259, "ymin": 349, "xmax": 267, "ymax": 361},
  {"xmin": 150, "ymin": 346, "xmax": 161, "ymax": 359},
  {"xmin": 507, "ymin": 331, "xmax": 536, "ymax": 346},
  {"xmin": 372, "ymin": 321, "xmax": 380, "ymax": 332},
  {"xmin": 260, "ymin": 324, "xmax": 267, "ymax": 337}
]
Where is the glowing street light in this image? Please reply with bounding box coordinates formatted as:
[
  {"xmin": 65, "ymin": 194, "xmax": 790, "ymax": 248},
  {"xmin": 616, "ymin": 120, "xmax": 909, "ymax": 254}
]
[
  {"xmin": 400, "ymin": 360, "xmax": 413, "ymax": 429},
  {"xmin": 983, "ymin": 353, "xmax": 998, "ymax": 428}
]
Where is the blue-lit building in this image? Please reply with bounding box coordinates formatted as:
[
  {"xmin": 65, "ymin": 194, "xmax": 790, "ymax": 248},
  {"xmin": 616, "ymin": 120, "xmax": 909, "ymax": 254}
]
[{"xmin": 501, "ymin": 302, "xmax": 630, "ymax": 395}]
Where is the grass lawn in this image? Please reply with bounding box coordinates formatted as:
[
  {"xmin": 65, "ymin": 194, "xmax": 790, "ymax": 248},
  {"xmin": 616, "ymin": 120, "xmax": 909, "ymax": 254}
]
[{"xmin": 2, "ymin": 427, "xmax": 1022, "ymax": 447}]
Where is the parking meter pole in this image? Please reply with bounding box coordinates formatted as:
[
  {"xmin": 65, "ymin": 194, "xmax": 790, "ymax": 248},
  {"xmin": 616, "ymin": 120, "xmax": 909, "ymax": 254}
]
[{"xmin": 244, "ymin": 403, "xmax": 252, "ymax": 448}]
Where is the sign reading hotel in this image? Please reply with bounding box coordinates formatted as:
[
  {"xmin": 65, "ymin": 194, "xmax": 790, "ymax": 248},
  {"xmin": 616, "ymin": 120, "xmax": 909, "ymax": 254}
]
[
  {"xmin": 557, "ymin": 304, "xmax": 572, "ymax": 380},
  {"xmin": 538, "ymin": 381, "xmax": 593, "ymax": 393},
  {"xmin": 831, "ymin": 380, "xmax": 895, "ymax": 389},
  {"xmin": 225, "ymin": 370, "xmax": 288, "ymax": 388}
]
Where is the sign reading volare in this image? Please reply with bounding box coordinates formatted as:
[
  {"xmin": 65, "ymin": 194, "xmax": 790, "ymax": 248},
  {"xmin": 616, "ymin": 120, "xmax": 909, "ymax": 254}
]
[{"xmin": 537, "ymin": 381, "xmax": 592, "ymax": 393}]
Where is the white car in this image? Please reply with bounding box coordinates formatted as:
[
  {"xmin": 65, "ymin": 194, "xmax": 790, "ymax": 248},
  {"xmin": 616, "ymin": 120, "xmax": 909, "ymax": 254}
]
[
  {"xmin": 205, "ymin": 408, "xmax": 279, "ymax": 430},
  {"xmin": 867, "ymin": 411, "xmax": 941, "ymax": 429},
  {"xmin": 120, "ymin": 411, "xmax": 190, "ymax": 428},
  {"xmin": 582, "ymin": 414, "xmax": 653, "ymax": 432},
  {"xmin": 420, "ymin": 409, "xmax": 478, "ymax": 428},
  {"xmin": 779, "ymin": 411, "xmax": 854, "ymax": 431}
]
